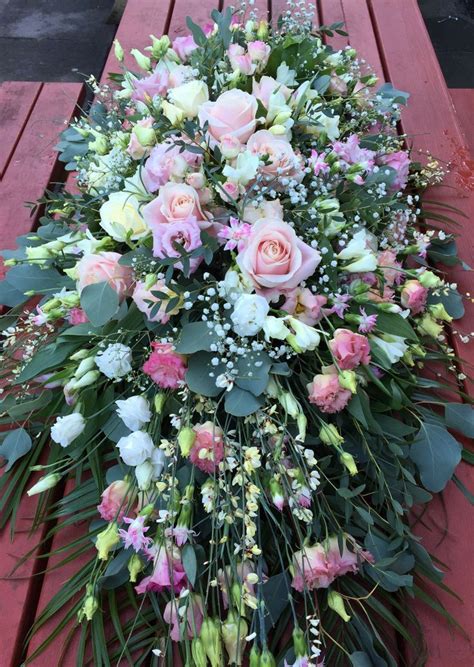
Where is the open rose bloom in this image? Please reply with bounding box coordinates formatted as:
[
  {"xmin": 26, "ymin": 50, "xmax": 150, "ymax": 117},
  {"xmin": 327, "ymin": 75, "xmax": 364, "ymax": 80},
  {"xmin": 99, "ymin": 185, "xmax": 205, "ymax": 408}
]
[{"xmin": 1, "ymin": 7, "xmax": 467, "ymax": 666}]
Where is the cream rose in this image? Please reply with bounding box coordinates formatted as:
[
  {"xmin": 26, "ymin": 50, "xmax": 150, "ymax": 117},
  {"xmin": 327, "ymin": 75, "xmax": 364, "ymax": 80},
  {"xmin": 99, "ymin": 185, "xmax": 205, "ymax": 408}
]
[
  {"xmin": 99, "ymin": 192, "xmax": 150, "ymax": 242},
  {"xmin": 169, "ymin": 80, "xmax": 209, "ymax": 119},
  {"xmin": 198, "ymin": 89, "xmax": 258, "ymax": 146},
  {"xmin": 236, "ymin": 218, "xmax": 321, "ymax": 294}
]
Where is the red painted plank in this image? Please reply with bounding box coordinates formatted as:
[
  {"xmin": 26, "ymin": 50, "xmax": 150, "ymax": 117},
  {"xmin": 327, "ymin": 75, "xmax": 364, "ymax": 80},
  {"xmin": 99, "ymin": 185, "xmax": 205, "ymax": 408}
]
[
  {"xmin": 369, "ymin": 2, "xmax": 474, "ymax": 664},
  {"xmin": 317, "ymin": 0, "xmax": 347, "ymax": 50},
  {"xmin": 100, "ymin": 0, "xmax": 174, "ymax": 82},
  {"xmin": 0, "ymin": 82, "xmax": 42, "ymax": 178},
  {"xmin": 0, "ymin": 82, "xmax": 84, "ymax": 252},
  {"xmin": 222, "ymin": 0, "xmax": 269, "ymax": 21},
  {"xmin": 450, "ymin": 89, "xmax": 474, "ymax": 156},
  {"xmin": 168, "ymin": 0, "xmax": 219, "ymax": 41}
]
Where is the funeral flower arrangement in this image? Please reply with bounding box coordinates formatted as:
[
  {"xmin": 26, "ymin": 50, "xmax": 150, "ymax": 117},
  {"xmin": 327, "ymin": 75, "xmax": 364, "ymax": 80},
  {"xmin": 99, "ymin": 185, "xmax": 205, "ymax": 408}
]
[{"xmin": 0, "ymin": 4, "xmax": 471, "ymax": 666}]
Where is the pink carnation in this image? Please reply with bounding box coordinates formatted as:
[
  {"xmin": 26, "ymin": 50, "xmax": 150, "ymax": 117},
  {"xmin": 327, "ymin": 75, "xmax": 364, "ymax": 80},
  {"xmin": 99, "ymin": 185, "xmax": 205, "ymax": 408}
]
[
  {"xmin": 328, "ymin": 328, "xmax": 371, "ymax": 370},
  {"xmin": 135, "ymin": 541, "xmax": 187, "ymax": 594},
  {"xmin": 97, "ymin": 480, "xmax": 136, "ymax": 522},
  {"xmin": 142, "ymin": 342, "xmax": 187, "ymax": 389},
  {"xmin": 400, "ymin": 279, "xmax": 428, "ymax": 315},
  {"xmin": 307, "ymin": 371, "xmax": 351, "ymax": 414},
  {"xmin": 189, "ymin": 422, "xmax": 225, "ymax": 474}
]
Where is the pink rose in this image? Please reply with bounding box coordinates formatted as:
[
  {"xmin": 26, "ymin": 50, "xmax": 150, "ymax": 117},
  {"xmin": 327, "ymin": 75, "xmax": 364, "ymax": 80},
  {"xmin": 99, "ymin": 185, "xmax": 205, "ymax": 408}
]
[
  {"xmin": 68, "ymin": 307, "xmax": 88, "ymax": 325},
  {"xmin": 189, "ymin": 421, "xmax": 225, "ymax": 474},
  {"xmin": 236, "ymin": 218, "xmax": 321, "ymax": 295},
  {"xmin": 400, "ymin": 279, "xmax": 428, "ymax": 315},
  {"xmin": 198, "ymin": 89, "xmax": 258, "ymax": 146},
  {"xmin": 247, "ymin": 130, "xmax": 303, "ymax": 189},
  {"xmin": 135, "ymin": 542, "xmax": 187, "ymax": 594},
  {"xmin": 227, "ymin": 44, "xmax": 254, "ymax": 75},
  {"xmin": 142, "ymin": 141, "xmax": 199, "ymax": 192},
  {"xmin": 152, "ymin": 219, "xmax": 203, "ymax": 273},
  {"xmin": 252, "ymin": 76, "xmax": 291, "ymax": 108},
  {"xmin": 142, "ymin": 342, "xmax": 187, "ymax": 389},
  {"xmin": 291, "ymin": 536, "xmax": 363, "ymax": 591},
  {"xmin": 76, "ymin": 252, "xmax": 133, "ymax": 300},
  {"xmin": 164, "ymin": 594, "xmax": 204, "ymax": 641},
  {"xmin": 97, "ymin": 480, "xmax": 136, "ymax": 522},
  {"xmin": 282, "ymin": 288, "xmax": 327, "ymax": 325},
  {"xmin": 328, "ymin": 328, "xmax": 371, "ymax": 369},
  {"xmin": 142, "ymin": 182, "xmax": 214, "ymax": 234},
  {"xmin": 307, "ymin": 371, "xmax": 352, "ymax": 414},
  {"xmin": 132, "ymin": 279, "xmax": 178, "ymax": 323},
  {"xmin": 247, "ymin": 40, "xmax": 271, "ymax": 66},
  {"xmin": 378, "ymin": 150, "xmax": 410, "ymax": 190},
  {"xmin": 172, "ymin": 35, "xmax": 198, "ymax": 62}
]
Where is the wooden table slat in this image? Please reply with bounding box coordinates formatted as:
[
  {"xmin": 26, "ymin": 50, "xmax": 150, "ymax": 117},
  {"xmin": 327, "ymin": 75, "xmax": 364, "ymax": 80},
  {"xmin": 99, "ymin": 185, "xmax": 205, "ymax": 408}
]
[{"xmin": 450, "ymin": 89, "xmax": 474, "ymax": 155}]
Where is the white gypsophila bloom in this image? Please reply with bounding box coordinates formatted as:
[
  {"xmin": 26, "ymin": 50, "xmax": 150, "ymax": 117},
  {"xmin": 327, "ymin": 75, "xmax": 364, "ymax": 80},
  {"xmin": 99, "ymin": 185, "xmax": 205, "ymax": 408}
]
[
  {"xmin": 115, "ymin": 396, "xmax": 151, "ymax": 431},
  {"xmin": 370, "ymin": 334, "xmax": 408, "ymax": 364},
  {"xmin": 116, "ymin": 430, "xmax": 154, "ymax": 467},
  {"xmin": 95, "ymin": 343, "xmax": 132, "ymax": 380},
  {"xmin": 231, "ymin": 294, "xmax": 270, "ymax": 337},
  {"xmin": 50, "ymin": 413, "xmax": 86, "ymax": 448}
]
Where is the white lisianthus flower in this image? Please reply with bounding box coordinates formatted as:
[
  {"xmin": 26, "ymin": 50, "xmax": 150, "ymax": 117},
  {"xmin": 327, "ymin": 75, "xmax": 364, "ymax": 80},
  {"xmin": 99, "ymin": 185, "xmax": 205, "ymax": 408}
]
[
  {"xmin": 135, "ymin": 460, "xmax": 154, "ymax": 490},
  {"xmin": 337, "ymin": 229, "xmax": 378, "ymax": 272},
  {"xmin": 95, "ymin": 343, "xmax": 132, "ymax": 380},
  {"xmin": 150, "ymin": 447, "xmax": 166, "ymax": 478},
  {"xmin": 50, "ymin": 413, "xmax": 86, "ymax": 448},
  {"xmin": 161, "ymin": 100, "xmax": 185, "ymax": 126},
  {"xmin": 370, "ymin": 334, "xmax": 408, "ymax": 364},
  {"xmin": 99, "ymin": 192, "xmax": 149, "ymax": 242},
  {"xmin": 115, "ymin": 396, "xmax": 151, "ymax": 431},
  {"xmin": 117, "ymin": 431, "xmax": 154, "ymax": 466},
  {"xmin": 169, "ymin": 80, "xmax": 209, "ymax": 118},
  {"xmin": 231, "ymin": 294, "xmax": 269, "ymax": 337},
  {"xmin": 287, "ymin": 318, "xmax": 321, "ymax": 351},
  {"xmin": 218, "ymin": 269, "xmax": 253, "ymax": 304},
  {"xmin": 223, "ymin": 151, "xmax": 259, "ymax": 186},
  {"xmin": 263, "ymin": 315, "xmax": 290, "ymax": 341}
]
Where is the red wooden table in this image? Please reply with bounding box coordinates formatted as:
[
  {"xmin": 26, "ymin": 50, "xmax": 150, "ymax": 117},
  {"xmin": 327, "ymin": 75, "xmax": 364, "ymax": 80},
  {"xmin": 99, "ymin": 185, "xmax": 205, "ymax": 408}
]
[{"xmin": 0, "ymin": 1, "xmax": 472, "ymax": 665}]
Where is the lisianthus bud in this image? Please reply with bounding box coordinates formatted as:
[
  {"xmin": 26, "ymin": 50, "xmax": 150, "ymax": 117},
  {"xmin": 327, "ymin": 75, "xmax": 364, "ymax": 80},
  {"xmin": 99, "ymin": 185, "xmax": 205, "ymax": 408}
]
[
  {"xmin": 429, "ymin": 303, "xmax": 453, "ymax": 322},
  {"xmin": 260, "ymin": 648, "xmax": 276, "ymax": 667},
  {"xmin": 222, "ymin": 611, "xmax": 248, "ymax": 665},
  {"xmin": 200, "ymin": 617, "xmax": 222, "ymax": 667},
  {"xmin": 128, "ymin": 553, "xmax": 144, "ymax": 582},
  {"xmin": 293, "ymin": 626, "xmax": 307, "ymax": 656},
  {"xmin": 161, "ymin": 100, "xmax": 185, "ymax": 126},
  {"xmin": 114, "ymin": 39, "xmax": 124, "ymax": 62},
  {"xmin": 418, "ymin": 270, "xmax": 441, "ymax": 289},
  {"xmin": 328, "ymin": 590, "xmax": 351, "ymax": 621},
  {"xmin": 147, "ymin": 34, "xmax": 171, "ymax": 59},
  {"xmin": 154, "ymin": 392, "xmax": 166, "ymax": 414},
  {"xmin": 340, "ymin": 452, "xmax": 358, "ymax": 476},
  {"xmin": 296, "ymin": 413, "xmax": 307, "ymax": 442},
  {"xmin": 27, "ymin": 473, "xmax": 61, "ymax": 496},
  {"xmin": 78, "ymin": 585, "xmax": 99, "ymax": 622},
  {"xmin": 417, "ymin": 314, "xmax": 443, "ymax": 339},
  {"xmin": 178, "ymin": 427, "xmax": 196, "ymax": 456},
  {"xmin": 269, "ymin": 478, "xmax": 285, "ymax": 511},
  {"xmin": 279, "ymin": 391, "xmax": 300, "ymax": 419},
  {"xmin": 135, "ymin": 460, "xmax": 154, "ymax": 490},
  {"xmin": 74, "ymin": 356, "xmax": 96, "ymax": 379},
  {"xmin": 95, "ymin": 523, "xmax": 120, "ymax": 560},
  {"xmin": 130, "ymin": 49, "xmax": 151, "ymax": 70},
  {"xmin": 69, "ymin": 370, "xmax": 100, "ymax": 390},
  {"xmin": 287, "ymin": 318, "xmax": 320, "ymax": 351},
  {"xmin": 257, "ymin": 20, "xmax": 269, "ymax": 40},
  {"xmin": 338, "ymin": 370, "xmax": 357, "ymax": 394},
  {"xmin": 70, "ymin": 349, "xmax": 91, "ymax": 361},
  {"xmin": 133, "ymin": 124, "xmax": 156, "ymax": 147},
  {"xmin": 249, "ymin": 645, "xmax": 261, "ymax": 666},
  {"xmin": 191, "ymin": 637, "xmax": 208, "ymax": 667},
  {"xmin": 268, "ymin": 124, "xmax": 287, "ymax": 136},
  {"xmin": 319, "ymin": 423, "xmax": 344, "ymax": 447}
]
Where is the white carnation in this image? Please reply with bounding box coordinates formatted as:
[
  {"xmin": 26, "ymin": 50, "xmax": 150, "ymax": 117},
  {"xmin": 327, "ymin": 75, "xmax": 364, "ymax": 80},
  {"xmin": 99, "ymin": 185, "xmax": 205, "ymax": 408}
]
[
  {"xmin": 115, "ymin": 396, "xmax": 151, "ymax": 431},
  {"xmin": 95, "ymin": 343, "xmax": 132, "ymax": 380},
  {"xmin": 231, "ymin": 294, "xmax": 269, "ymax": 337},
  {"xmin": 117, "ymin": 431, "xmax": 154, "ymax": 467},
  {"xmin": 50, "ymin": 413, "xmax": 86, "ymax": 448}
]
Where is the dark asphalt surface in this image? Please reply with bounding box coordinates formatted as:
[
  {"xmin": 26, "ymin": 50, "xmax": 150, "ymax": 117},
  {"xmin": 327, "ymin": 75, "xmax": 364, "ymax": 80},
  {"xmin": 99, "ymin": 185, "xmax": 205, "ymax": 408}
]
[{"xmin": 0, "ymin": 0, "xmax": 472, "ymax": 86}]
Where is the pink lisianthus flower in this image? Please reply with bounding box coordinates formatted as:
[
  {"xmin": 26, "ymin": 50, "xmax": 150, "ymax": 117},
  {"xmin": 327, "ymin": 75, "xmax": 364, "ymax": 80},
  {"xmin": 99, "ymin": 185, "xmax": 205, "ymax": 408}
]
[
  {"xmin": 400, "ymin": 279, "xmax": 428, "ymax": 315},
  {"xmin": 135, "ymin": 541, "xmax": 187, "ymax": 594},
  {"xmin": 142, "ymin": 342, "xmax": 187, "ymax": 389},
  {"xmin": 332, "ymin": 134, "xmax": 375, "ymax": 171},
  {"xmin": 164, "ymin": 594, "xmax": 204, "ymax": 641},
  {"xmin": 68, "ymin": 307, "xmax": 88, "ymax": 325},
  {"xmin": 282, "ymin": 287, "xmax": 327, "ymax": 326},
  {"xmin": 377, "ymin": 249, "xmax": 403, "ymax": 286},
  {"xmin": 309, "ymin": 149, "xmax": 330, "ymax": 177},
  {"xmin": 76, "ymin": 251, "xmax": 133, "ymax": 301},
  {"xmin": 328, "ymin": 328, "xmax": 371, "ymax": 370},
  {"xmin": 131, "ymin": 69, "xmax": 169, "ymax": 103},
  {"xmin": 252, "ymin": 76, "xmax": 291, "ymax": 108},
  {"xmin": 141, "ymin": 142, "xmax": 193, "ymax": 192},
  {"xmin": 291, "ymin": 536, "xmax": 369, "ymax": 591},
  {"xmin": 307, "ymin": 369, "xmax": 352, "ymax": 414},
  {"xmin": 218, "ymin": 217, "xmax": 252, "ymax": 251},
  {"xmin": 152, "ymin": 218, "xmax": 203, "ymax": 273},
  {"xmin": 189, "ymin": 422, "xmax": 225, "ymax": 474},
  {"xmin": 97, "ymin": 480, "xmax": 136, "ymax": 522},
  {"xmin": 119, "ymin": 515, "xmax": 151, "ymax": 552},
  {"xmin": 172, "ymin": 35, "xmax": 198, "ymax": 62},
  {"xmin": 378, "ymin": 150, "xmax": 410, "ymax": 190},
  {"xmin": 247, "ymin": 40, "xmax": 271, "ymax": 67},
  {"xmin": 132, "ymin": 279, "xmax": 177, "ymax": 323}
]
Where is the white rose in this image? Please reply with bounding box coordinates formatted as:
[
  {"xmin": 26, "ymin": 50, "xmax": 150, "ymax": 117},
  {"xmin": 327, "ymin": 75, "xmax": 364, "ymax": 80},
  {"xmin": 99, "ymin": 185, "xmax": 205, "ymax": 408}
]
[
  {"xmin": 370, "ymin": 334, "xmax": 408, "ymax": 364},
  {"xmin": 115, "ymin": 396, "xmax": 151, "ymax": 431},
  {"xmin": 117, "ymin": 431, "xmax": 154, "ymax": 466},
  {"xmin": 95, "ymin": 343, "xmax": 132, "ymax": 380},
  {"xmin": 99, "ymin": 192, "xmax": 149, "ymax": 242},
  {"xmin": 231, "ymin": 294, "xmax": 269, "ymax": 337},
  {"xmin": 50, "ymin": 413, "xmax": 85, "ymax": 448},
  {"xmin": 169, "ymin": 80, "xmax": 209, "ymax": 118}
]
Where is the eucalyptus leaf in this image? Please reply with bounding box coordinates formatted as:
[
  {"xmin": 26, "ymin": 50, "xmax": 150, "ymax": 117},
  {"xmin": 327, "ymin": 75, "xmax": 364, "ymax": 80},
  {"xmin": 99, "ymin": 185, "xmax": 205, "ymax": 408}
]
[
  {"xmin": 80, "ymin": 281, "xmax": 119, "ymax": 327},
  {"xmin": 445, "ymin": 403, "xmax": 474, "ymax": 438},
  {"xmin": 0, "ymin": 428, "xmax": 32, "ymax": 471},
  {"xmin": 174, "ymin": 322, "xmax": 219, "ymax": 354},
  {"xmin": 182, "ymin": 544, "xmax": 197, "ymax": 587},
  {"xmin": 225, "ymin": 386, "xmax": 263, "ymax": 417},
  {"xmin": 185, "ymin": 353, "xmax": 223, "ymax": 397},
  {"xmin": 410, "ymin": 423, "xmax": 462, "ymax": 492}
]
